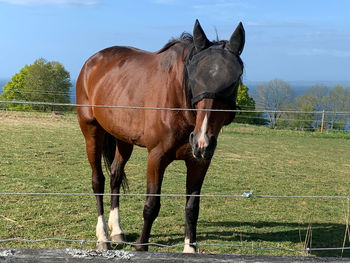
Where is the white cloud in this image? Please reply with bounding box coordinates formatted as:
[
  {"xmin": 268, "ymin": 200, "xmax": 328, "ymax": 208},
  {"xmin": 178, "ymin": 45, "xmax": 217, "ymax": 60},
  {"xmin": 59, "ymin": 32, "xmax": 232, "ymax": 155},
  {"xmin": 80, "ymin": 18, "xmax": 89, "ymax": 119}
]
[{"xmin": 0, "ymin": 0, "xmax": 100, "ymax": 7}]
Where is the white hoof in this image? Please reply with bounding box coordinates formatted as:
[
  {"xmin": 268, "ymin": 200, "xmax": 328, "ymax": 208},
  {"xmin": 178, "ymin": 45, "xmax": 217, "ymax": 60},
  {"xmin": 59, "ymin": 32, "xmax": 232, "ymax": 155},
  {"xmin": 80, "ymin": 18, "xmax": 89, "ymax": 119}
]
[
  {"xmin": 96, "ymin": 215, "xmax": 110, "ymax": 249},
  {"xmin": 183, "ymin": 238, "xmax": 197, "ymax": 253},
  {"xmin": 108, "ymin": 208, "xmax": 125, "ymax": 243}
]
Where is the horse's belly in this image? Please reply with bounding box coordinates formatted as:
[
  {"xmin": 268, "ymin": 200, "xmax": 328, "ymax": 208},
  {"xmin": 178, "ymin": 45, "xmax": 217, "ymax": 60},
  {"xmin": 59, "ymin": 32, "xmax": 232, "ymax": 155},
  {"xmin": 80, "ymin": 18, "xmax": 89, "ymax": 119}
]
[{"xmin": 94, "ymin": 108, "xmax": 146, "ymax": 147}]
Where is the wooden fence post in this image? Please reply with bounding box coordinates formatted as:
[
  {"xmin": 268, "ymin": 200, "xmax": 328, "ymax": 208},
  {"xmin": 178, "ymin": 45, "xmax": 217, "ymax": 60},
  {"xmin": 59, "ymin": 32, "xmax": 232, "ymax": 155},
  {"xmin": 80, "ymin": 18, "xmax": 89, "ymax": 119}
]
[{"xmin": 320, "ymin": 110, "xmax": 325, "ymax": 133}]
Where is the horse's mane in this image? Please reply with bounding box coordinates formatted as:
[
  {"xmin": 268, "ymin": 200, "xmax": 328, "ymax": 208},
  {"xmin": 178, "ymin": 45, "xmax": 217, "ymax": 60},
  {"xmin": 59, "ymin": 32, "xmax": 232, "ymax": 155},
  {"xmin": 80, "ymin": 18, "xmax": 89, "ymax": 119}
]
[
  {"xmin": 156, "ymin": 33, "xmax": 195, "ymax": 109},
  {"xmin": 157, "ymin": 32, "xmax": 230, "ymax": 54},
  {"xmin": 157, "ymin": 32, "xmax": 194, "ymax": 54}
]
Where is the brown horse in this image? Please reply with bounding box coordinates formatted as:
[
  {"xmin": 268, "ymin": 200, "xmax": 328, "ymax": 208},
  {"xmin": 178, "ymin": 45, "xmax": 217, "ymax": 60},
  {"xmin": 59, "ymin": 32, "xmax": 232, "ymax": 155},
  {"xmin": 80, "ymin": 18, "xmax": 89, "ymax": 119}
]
[{"xmin": 76, "ymin": 19, "xmax": 245, "ymax": 253}]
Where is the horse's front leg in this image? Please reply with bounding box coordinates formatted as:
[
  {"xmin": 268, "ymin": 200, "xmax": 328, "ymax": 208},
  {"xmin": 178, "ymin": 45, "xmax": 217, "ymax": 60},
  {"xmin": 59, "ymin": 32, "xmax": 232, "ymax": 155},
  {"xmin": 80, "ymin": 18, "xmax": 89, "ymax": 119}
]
[
  {"xmin": 135, "ymin": 148, "xmax": 172, "ymax": 251},
  {"xmin": 183, "ymin": 158, "xmax": 210, "ymax": 253}
]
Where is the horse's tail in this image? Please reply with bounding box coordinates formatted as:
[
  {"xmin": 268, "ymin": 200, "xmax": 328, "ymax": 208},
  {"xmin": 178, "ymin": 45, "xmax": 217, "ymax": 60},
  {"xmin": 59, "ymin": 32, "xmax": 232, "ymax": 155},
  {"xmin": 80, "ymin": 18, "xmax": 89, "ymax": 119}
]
[{"xmin": 102, "ymin": 132, "xmax": 128, "ymax": 192}]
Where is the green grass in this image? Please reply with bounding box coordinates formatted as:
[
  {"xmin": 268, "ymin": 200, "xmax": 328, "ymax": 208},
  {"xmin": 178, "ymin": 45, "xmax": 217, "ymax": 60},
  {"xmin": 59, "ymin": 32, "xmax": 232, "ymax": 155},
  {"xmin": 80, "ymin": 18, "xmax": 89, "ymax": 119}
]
[{"xmin": 0, "ymin": 111, "xmax": 350, "ymax": 257}]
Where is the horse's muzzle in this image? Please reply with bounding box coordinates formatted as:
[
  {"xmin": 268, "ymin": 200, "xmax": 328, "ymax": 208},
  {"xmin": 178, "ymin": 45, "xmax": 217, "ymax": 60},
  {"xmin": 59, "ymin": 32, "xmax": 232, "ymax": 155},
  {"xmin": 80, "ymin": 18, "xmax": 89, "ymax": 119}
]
[{"xmin": 189, "ymin": 132, "xmax": 217, "ymax": 160}]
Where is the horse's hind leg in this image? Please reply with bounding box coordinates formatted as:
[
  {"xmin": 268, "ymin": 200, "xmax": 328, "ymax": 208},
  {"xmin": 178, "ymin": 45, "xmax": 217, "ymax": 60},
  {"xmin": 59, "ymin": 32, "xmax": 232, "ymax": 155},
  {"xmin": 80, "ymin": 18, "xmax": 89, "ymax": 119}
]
[
  {"xmin": 79, "ymin": 118, "xmax": 110, "ymax": 250},
  {"xmin": 108, "ymin": 140, "xmax": 133, "ymax": 244}
]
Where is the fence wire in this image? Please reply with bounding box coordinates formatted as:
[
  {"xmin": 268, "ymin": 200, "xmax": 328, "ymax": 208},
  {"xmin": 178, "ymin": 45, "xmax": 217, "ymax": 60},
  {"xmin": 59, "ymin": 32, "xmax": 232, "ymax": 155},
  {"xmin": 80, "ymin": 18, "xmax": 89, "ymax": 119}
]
[
  {"xmin": 1, "ymin": 237, "xmax": 350, "ymax": 253},
  {"xmin": 0, "ymin": 191, "xmax": 350, "ymax": 199},
  {"xmin": 1, "ymin": 100, "xmax": 350, "ymax": 132},
  {"xmin": 1, "ymin": 99, "xmax": 350, "ymax": 115}
]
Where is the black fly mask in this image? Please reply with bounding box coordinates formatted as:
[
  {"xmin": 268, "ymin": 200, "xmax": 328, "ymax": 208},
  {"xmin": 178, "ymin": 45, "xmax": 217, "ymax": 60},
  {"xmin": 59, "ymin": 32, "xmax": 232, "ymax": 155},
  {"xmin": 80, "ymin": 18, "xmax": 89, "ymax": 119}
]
[
  {"xmin": 186, "ymin": 20, "xmax": 245, "ymax": 124},
  {"xmin": 187, "ymin": 46, "xmax": 242, "ymax": 108}
]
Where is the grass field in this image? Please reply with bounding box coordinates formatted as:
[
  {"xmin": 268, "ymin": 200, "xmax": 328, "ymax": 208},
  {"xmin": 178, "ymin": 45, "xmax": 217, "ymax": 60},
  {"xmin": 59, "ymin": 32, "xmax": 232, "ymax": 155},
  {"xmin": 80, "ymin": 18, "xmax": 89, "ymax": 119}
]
[{"xmin": 0, "ymin": 110, "xmax": 350, "ymax": 257}]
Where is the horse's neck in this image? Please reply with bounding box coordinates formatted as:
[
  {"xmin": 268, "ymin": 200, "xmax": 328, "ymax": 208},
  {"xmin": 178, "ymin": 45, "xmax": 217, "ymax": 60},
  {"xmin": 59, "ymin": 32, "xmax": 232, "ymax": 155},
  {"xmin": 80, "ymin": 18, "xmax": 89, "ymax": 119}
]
[{"xmin": 167, "ymin": 45, "xmax": 195, "ymax": 122}]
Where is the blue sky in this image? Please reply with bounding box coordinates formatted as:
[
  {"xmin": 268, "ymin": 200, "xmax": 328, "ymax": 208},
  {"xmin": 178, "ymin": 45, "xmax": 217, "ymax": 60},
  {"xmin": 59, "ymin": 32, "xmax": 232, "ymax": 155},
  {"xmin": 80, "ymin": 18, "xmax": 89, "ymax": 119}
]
[{"xmin": 0, "ymin": 0, "xmax": 350, "ymax": 82}]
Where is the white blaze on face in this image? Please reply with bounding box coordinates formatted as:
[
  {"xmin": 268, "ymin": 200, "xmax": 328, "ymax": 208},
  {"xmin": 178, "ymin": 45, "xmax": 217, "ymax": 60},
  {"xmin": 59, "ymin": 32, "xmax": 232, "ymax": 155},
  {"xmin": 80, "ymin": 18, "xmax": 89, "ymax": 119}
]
[
  {"xmin": 96, "ymin": 215, "xmax": 109, "ymax": 242},
  {"xmin": 108, "ymin": 207, "xmax": 124, "ymax": 237},
  {"xmin": 209, "ymin": 63, "xmax": 219, "ymax": 78},
  {"xmin": 197, "ymin": 114, "xmax": 209, "ymax": 148}
]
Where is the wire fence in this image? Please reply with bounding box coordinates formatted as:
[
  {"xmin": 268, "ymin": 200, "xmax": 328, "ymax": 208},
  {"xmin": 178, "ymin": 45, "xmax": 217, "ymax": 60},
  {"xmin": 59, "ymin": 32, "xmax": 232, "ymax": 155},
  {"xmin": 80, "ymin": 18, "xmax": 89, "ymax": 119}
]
[
  {"xmin": 0, "ymin": 100, "xmax": 348, "ymax": 124},
  {"xmin": 1, "ymin": 191, "xmax": 350, "ymax": 254},
  {"xmin": 1, "ymin": 237, "xmax": 350, "ymax": 253},
  {"xmin": 0, "ymin": 99, "xmax": 350, "ymax": 114},
  {"xmin": 2, "ymin": 99, "xmax": 349, "ymax": 133},
  {"xmin": 1, "ymin": 100, "xmax": 350, "ymax": 255},
  {"xmin": 0, "ymin": 191, "xmax": 350, "ymax": 199}
]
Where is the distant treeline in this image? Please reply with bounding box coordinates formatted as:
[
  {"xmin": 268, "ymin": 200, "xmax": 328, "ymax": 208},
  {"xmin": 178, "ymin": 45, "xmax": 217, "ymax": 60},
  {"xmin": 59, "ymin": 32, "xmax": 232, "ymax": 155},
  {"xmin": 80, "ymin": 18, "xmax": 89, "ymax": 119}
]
[{"xmin": 245, "ymin": 79, "xmax": 350, "ymax": 131}]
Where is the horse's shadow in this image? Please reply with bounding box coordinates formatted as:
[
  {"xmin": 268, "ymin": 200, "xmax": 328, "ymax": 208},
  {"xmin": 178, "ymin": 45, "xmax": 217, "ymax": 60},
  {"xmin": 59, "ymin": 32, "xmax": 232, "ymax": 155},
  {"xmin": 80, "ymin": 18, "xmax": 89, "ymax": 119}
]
[{"xmin": 127, "ymin": 221, "xmax": 350, "ymax": 257}]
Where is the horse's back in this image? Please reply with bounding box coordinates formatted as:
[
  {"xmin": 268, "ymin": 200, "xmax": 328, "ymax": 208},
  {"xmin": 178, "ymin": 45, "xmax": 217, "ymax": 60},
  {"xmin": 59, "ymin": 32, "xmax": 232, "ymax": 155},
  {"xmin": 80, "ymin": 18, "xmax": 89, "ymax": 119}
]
[
  {"xmin": 76, "ymin": 45, "xmax": 188, "ymax": 148},
  {"xmin": 77, "ymin": 46, "xmax": 152, "ymax": 104}
]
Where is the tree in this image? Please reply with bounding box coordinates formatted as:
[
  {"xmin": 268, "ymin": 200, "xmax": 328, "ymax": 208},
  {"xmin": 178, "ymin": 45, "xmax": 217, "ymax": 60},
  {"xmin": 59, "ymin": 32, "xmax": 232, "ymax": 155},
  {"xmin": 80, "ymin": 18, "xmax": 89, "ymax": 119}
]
[
  {"xmin": 304, "ymin": 84, "xmax": 328, "ymax": 111},
  {"xmin": 0, "ymin": 58, "xmax": 72, "ymax": 111},
  {"xmin": 0, "ymin": 66, "xmax": 29, "ymax": 110},
  {"xmin": 324, "ymin": 85, "xmax": 350, "ymax": 129},
  {"xmin": 292, "ymin": 84, "xmax": 350, "ymax": 131},
  {"xmin": 236, "ymin": 83, "xmax": 255, "ymax": 107},
  {"xmin": 295, "ymin": 84, "xmax": 328, "ymax": 130},
  {"xmin": 255, "ymin": 79, "xmax": 294, "ymax": 128},
  {"xmin": 234, "ymin": 83, "xmax": 266, "ymax": 125},
  {"xmin": 289, "ymin": 102, "xmax": 315, "ymax": 131}
]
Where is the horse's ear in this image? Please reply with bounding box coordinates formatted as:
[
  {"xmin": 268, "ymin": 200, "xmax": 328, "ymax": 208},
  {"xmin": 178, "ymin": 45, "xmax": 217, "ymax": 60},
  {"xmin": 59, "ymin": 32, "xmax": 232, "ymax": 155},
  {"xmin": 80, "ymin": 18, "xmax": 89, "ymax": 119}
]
[
  {"xmin": 226, "ymin": 22, "xmax": 245, "ymax": 55},
  {"xmin": 193, "ymin": 19, "xmax": 211, "ymax": 52}
]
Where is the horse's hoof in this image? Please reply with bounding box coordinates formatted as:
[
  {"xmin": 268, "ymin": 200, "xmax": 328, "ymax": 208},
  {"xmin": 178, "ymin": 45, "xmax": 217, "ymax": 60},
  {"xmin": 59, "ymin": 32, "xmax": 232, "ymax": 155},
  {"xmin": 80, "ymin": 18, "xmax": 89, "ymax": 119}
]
[
  {"xmin": 111, "ymin": 234, "xmax": 126, "ymax": 244},
  {"xmin": 96, "ymin": 241, "xmax": 111, "ymax": 250},
  {"xmin": 135, "ymin": 245, "xmax": 148, "ymax": 251},
  {"xmin": 183, "ymin": 245, "xmax": 196, "ymax": 253},
  {"xmin": 135, "ymin": 238, "xmax": 148, "ymax": 251}
]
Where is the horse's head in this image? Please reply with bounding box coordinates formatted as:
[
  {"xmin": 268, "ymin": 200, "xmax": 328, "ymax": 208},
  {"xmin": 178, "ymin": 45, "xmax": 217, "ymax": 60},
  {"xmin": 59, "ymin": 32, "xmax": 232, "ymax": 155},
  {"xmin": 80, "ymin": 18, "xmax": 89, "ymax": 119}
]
[{"xmin": 187, "ymin": 20, "xmax": 245, "ymax": 160}]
